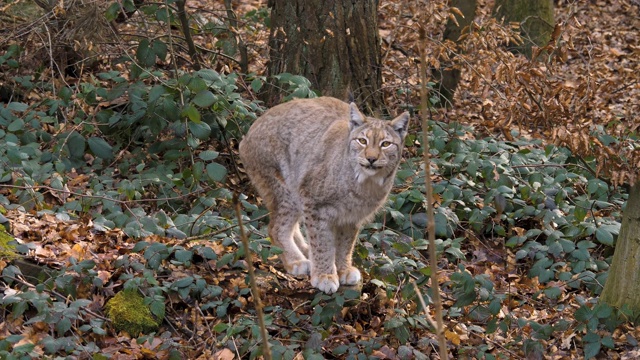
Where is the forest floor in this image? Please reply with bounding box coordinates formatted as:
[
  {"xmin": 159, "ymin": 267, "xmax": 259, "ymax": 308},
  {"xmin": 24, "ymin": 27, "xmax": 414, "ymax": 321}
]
[{"xmin": 0, "ymin": 0, "xmax": 639, "ymax": 359}]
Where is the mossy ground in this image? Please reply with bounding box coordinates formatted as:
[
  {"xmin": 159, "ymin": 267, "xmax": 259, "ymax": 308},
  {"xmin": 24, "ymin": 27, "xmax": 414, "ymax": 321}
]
[{"xmin": 105, "ymin": 289, "xmax": 162, "ymax": 336}]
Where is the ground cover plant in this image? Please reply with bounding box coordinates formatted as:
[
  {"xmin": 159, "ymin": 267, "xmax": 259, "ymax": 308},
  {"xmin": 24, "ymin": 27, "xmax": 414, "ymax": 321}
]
[{"xmin": 0, "ymin": 0, "xmax": 638, "ymax": 359}]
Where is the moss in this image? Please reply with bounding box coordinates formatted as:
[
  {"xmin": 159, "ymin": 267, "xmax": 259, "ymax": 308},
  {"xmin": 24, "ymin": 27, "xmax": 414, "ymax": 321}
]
[
  {"xmin": 105, "ymin": 289, "xmax": 163, "ymax": 336},
  {"xmin": 0, "ymin": 229, "xmax": 18, "ymax": 261},
  {"xmin": 3, "ymin": 0, "xmax": 45, "ymax": 19},
  {"xmin": 601, "ymin": 183, "xmax": 640, "ymax": 316},
  {"xmin": 493, "ymin": 0, "xmax": 555, "ymax": 59}
]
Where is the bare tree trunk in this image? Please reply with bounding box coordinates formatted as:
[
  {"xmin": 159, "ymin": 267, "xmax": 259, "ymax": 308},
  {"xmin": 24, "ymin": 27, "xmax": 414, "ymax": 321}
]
[
  {"xmin": 224, "ymin": 0, "xmax": 248, "ymax": 73},
  {"xmin": 265, "ymin": 0, "xmax": 384, "ymax": 114},
  {"xmin": 601, "ymin": 183, "xmax": 640, "ymax": 315},
  {"xmin": 176, "ymin": 0, "xmax": 201, "ymax": 71},
  {"xmin": 493, "ymin": 0, "xmax": 555, "ymax": 59},
  {"xmin": 433, "ymin": 0, "xmax": 477, "ymax": 107}
]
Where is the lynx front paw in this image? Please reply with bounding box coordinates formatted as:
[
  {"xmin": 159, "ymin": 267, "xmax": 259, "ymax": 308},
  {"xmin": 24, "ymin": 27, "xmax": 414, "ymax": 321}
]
[
  {"xmin": 338, "ymin": 266, "xmax": 362, "ymax": 285},
  {"xmin": 310, "ymin": 273, "xmax": 340, "ymax": 294},
  {"xmin": 285, "ymin": 259, "xmax": 311, "ymax": 276}
]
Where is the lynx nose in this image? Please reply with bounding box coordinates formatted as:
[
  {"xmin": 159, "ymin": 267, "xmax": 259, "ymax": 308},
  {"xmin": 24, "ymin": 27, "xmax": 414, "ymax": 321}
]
[{"xmin": 366, "ymin": 157, "xmax": 377, "ymax": 165}]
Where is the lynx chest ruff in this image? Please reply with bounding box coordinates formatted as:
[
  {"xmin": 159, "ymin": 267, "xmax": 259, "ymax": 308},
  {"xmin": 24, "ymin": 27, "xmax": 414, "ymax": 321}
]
[{"xmin": 239, "ymin": 97, "xmax": 409, "ymax": 294}]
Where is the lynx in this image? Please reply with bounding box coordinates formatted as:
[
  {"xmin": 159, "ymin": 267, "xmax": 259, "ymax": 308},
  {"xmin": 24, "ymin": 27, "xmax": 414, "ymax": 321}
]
[{"xmin": 239, "ymin": 97, "xmax": 410, "ymax": 294}]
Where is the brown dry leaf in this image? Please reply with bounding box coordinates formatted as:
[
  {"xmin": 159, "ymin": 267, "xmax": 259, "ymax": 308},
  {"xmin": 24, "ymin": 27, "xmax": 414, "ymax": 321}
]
[
  {"xmin": 609, "ymin": 47, "xmax": 626, "ymax": 56},
  {"xmin": 445, "ymin": 329, "xmax": 461, "ymax": 345},
  {"xmin": 70, "ymin": 243, "xmax": 86, "ymax": 260},
  {"xmin": 212, "ymin": 348, "xmax": 235, "ymax": 360}
]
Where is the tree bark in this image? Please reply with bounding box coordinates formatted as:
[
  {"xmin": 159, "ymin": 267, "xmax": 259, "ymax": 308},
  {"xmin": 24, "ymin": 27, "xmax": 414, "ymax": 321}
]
[
  {"xmin": 433, "ymin": 0, "xmax": 477, "ymax": 107},
  {"xmin": 265, "ymin": 0, "xmax": 384, "ymax": 114},
  {"xmin": 601, "ymin": 183, "xmax": 640, "ymax": 315},
  {"xmin": 176, "ymin": 0, "xmax": 201, "ymax": 71},
  {"xmin": 492, "ymin": 0, "xmax": 554, "ymax": 59}
]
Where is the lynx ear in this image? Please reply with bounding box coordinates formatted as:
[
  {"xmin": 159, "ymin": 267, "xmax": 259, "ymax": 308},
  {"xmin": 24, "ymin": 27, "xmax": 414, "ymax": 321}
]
[
  {"xmin": 349, "ymin": 102, "xmax": 365, "ymax": 130},
  {"xmin": 390, "ymin": 112, "xmax": 410, "ymax": 138}
]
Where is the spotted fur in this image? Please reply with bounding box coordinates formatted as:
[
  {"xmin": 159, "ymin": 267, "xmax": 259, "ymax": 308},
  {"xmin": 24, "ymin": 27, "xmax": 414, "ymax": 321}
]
[{"xmin": 239, "ymin": 97, "xmax": 410, "ymax": 294}]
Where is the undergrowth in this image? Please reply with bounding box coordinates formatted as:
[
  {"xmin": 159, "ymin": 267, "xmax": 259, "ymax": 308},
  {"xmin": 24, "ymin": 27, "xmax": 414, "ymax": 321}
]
[
  {"xmin": 0, "ymin": 1, "xmax": 633, "ymax": 359},
  {"xmin": 0, "ymin": 67, "xmax": 627, "ymax": 356}
]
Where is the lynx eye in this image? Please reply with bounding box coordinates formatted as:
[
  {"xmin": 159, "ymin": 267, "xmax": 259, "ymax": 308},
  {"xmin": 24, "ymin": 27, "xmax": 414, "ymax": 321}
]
[
  {"xmin": 357, "ymin": 138, "xmax": 367, "ymax": 145},
  {"xmin": 380, "ymin": 141, "xmax": 392, "ymax": 148}
]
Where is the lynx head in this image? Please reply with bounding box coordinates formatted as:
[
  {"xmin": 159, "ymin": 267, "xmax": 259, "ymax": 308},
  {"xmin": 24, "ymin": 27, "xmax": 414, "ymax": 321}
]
[{"xmin": 348, "ymin": 103, "xmax": 410, "ymax": 183}]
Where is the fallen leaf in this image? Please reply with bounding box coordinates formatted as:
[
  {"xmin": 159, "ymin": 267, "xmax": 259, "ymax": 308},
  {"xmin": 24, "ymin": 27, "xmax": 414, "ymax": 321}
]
[{"xmin": 213, "ymin": 348, "xmax": 235, "ymax": 360}]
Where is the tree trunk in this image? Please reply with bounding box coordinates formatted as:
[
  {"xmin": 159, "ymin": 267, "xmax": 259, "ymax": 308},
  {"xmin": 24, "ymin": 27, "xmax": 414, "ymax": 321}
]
[
  {"xmin": 176, "ymin": 0, "xmax": 201, "ymax": 71},
  {"xmin": 492, "ymin": 0, "xmax": 554, "ymax": 59},
  {"xmin": 433, "ymin": 0, "xmax": 477, "ymax": 107},
  {"xmin": 265, "ymin": 0, "xmax": 384, "ymax": 114},
  {"xmin": 601, "ymin": 183, "xmax": 640, "ymax": 315}
]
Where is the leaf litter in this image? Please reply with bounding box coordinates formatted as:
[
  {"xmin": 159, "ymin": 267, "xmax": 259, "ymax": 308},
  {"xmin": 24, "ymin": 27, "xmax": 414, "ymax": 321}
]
[{"xmin": 0, "ymin": 0, "xmax": 638, "ymax": 359}]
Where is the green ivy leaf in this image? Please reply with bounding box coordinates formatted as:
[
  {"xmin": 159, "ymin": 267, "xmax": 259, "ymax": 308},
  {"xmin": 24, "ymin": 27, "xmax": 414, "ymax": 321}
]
[
  {"xmin": 251, "ymin": 78, "xmax": 263, "ymax": 92},
  {"xmin": 182, "ymin": 104, "xmax": 201, "ymax": 123},
  {"xmin": 7, "ymin": 118, "xmax": 24, "ymax": 132},
  {"xmin": 6, "ymin": 102, "xmax": 28, "ymax": 112},
  {"xmin": 105, "ymin": 3, "xmax": 121, "ymax": 21},
  {"xmin": 166, "ymin": 227, "xmax": 187, "ymax": 239},
  {"xmin": 67, "ymin": 131, "xmax": 86, "ymax": 159},
  {"xmin": 136, "ymin": 39, "xmax": 156, "ymax": 67},
  {"xmin": 595, "ymin": 227, "xmax": 614, "ymax": 245},
  {"xmin": 595, "ymin": 304, "xmax": 613, "ymax": 319},
  {"xmin": 56, "ymin": 317, "xmax": 72, "ymax": 335},
  {"xmin": 445, "ymin": 246, "xmax": 465, "ymax": 260},
  {"xmin": 543, "ymin": 287, "xmax": 562, "ymax": 300},
  {"xmin": 173, "ymin": 277, "xmax": 193, "ymax": 288},
  {"xmin": 212, "ymin": 323, "xmax": 228, "ymax": 333},
  {"xmin": 149, "ymin": 296, "xmax": 166, "ymax": 320},
  {"xmin": 216, "ymin": 252, "xmax": 234, "ymax": 268},
  {"xmin": 185, "ymin": 76, "xmax": 207, "ymax": 92},
  {"xmin": 148, "ymin": 85, "xmax": 166, "ymax": 102},
  {"xmin": 151, "ymin": 39, "xmax": 167, "ymax": 61},
  {"xmin": 174, "ymin": 249, "xmax": 193, "ymax": 263},
  {"xmin": 199, "ymin": 150, "xmax": 219, "ymax": 161},
  {"xmin": 206, "ymin": 162, "xmax": 227, "ymax": 182},
  {"xmin": 132, "ymin": 241, "xmax": 149, "ymax": 252},
  {"xmin": 574, "ymin": 203, "xmax": 588, "ymax": 221},
  {"xmin": 601, "ymin": 335, "xmax": 615, "ymax": 349},
  {"xmin": 192, "ymin": 90, "xmax": 216, "ymax": 108},
  {"xmin": 574, "ymin": 306, "xmax": 592, "ymax": 322},
  {"xmin": 87, "ymin": 137, "xmax": 114, "ymax": 160},
  {"xmin": 583, "ymin": 338, "xmax": 601, "ymax": 359},
  {"xmin": 198, "ymin": 247, "xmax": 217, "ymax": 260},
  {"xmin": 188, "ymin": 121, "xmax": 211, "ymax": 140}
]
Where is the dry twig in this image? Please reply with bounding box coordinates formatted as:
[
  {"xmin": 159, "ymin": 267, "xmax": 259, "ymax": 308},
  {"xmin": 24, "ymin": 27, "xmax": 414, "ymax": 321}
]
[
  {"xmin": 418, "ymin": 22, "xmax": 449, "ymax": 360},
  {"xmin": 233, "ymin": 194, "xmax": 271, "ymax": 360}
]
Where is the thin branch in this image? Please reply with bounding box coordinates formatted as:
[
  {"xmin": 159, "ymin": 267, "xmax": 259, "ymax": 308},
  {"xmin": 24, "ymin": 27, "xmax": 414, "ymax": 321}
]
[
  {"xmin": 611, "ymin": 80, "xmax": 638, "ymax": 94},
  {"xmin": 0, "ymin": 184, "xmax": 203, "ymax": 204},
  {"xmin": 419, "ymin": 22, "xmax": 449, "ymax": 360},
  {"xmin": 233, "ymin": 194, "xmax": 271, "ymax": 360},
  {"xmin": 2, "ymin": 274, "xmax": 110, "ymax": 322},
  {"xmin": 223, "ymin": 0, "xmax": 248, "ymax": 73},
  {"xmin": 511, "ymin": 160, "xmax": 603, "ymax": 184},
  {"xmin": 182, "ymin": 212, "xmax": 270, "ymax": 245},
  {"xmin": 412, "ymin": 281, "xmax": 438, "ymax": 330},
  {"xmin": 175, "ymin": 0, "xmax": 201, "ymax": 70}
]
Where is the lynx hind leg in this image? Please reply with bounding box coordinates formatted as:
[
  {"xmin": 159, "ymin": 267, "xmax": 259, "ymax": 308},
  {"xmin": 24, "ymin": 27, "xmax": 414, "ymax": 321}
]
[
  {"xmin": 334, "ymin": 224, "xmax": 362, "ymax": 285},
  {"xmin": 293, "ymin": 222, "xmax": 309, "ymax": 257},
  {"xmin": 246, "ymin": 168, "xmax": 311, "ymax": 276},
  {"xmin": 269, "ymin": 212, "xmax": 311, "ymax": 276}
]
